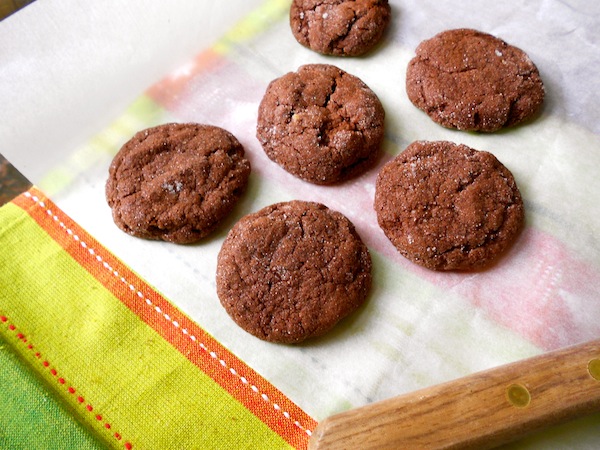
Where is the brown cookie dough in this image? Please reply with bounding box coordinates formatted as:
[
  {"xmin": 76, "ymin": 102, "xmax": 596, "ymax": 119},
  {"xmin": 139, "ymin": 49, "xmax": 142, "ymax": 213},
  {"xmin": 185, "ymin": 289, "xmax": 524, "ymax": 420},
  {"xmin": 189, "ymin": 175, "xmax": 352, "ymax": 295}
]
[
  {"xmin": 256, "ymin": 64, "xmax": 385, "ymax": 185},
  {"xmin": 290, "ymin": 0, "xmax": 391, "ymax": 56},
  {"xmin": 374, "ymin": 141, "xmax": 524, "ymax": 270},
  {"xmin": 216, "ymin": 200, "xmax": 372, "ymax": 343},
  {"xmin": 106, "ymin": 123, "xmax": 250, "ymax": 244},
  {"xmin": 406, "ymin": 28, "xmax": 545, "ymax": 132}
]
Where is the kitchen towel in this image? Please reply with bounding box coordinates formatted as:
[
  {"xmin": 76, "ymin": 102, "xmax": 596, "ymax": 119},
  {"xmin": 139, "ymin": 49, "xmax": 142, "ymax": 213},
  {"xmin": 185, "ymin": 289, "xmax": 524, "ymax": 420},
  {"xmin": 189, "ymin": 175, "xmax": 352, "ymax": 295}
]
[{"xmin": 0, "ymin": 187, "xmax": 316, "ymax": 449}]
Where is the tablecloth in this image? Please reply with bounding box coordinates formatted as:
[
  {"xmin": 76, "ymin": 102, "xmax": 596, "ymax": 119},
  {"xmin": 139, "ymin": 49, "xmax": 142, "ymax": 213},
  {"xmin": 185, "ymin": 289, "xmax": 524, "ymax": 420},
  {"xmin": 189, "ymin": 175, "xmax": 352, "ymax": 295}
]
[{"xmin": 1, "ymin": 187, "xmax": 315, "ymax": 448}]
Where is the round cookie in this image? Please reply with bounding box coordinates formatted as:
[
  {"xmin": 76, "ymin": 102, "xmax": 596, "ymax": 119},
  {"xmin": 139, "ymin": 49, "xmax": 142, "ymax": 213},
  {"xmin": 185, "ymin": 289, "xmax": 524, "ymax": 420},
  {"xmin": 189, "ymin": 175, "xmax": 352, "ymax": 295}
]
[
  {"xmin": 290, "ymin": 0, "xmax": 391, "ymax": 56},
  {"xmin": 216, "ymin": 200, "xmax": 372, "ymax": 343},
  {"xmin": 256, "ymin": 64, "xmax": 385, "ymax": 185},
  {"xmin": 406, "ymin": 28, "xmax": 545, "ymax": 132},
  {"xmin": 106, "ymin": 123, "xmax": 250, "ymax": 244},
  {"xmin": 374, "ymin": 141, "xmax": 524, "ymax": 271}
]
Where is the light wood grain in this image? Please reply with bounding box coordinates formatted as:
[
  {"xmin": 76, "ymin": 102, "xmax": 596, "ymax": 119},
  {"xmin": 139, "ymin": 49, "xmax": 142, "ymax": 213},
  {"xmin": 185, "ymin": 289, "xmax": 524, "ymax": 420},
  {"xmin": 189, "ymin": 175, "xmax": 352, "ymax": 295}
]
[{"xmin": 309, "ymin": 340, "xmax": 600, "ymax": 449}]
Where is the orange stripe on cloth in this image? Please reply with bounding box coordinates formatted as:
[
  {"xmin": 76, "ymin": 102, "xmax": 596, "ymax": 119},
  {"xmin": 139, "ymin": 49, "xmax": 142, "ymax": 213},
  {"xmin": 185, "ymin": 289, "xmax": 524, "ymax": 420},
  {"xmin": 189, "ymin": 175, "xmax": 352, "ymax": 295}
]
[
  {"xmin": 13, "ymin": 187, "xmax": 317, "ymax": 449},
  {"xmin": 146, "ymin": 48, "xmax": 224, "ymax": 109}
]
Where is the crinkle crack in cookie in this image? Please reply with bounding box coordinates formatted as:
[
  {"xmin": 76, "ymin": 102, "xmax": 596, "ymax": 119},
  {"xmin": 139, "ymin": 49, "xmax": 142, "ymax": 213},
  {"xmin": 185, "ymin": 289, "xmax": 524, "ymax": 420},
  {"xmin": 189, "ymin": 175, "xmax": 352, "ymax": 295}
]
[
  {"xmin": 256, "ymin": 64, "xmax": 385, "ymax": 185},
  {"xmin": 374, "ymin": 141, "xmax": 524, "ymax": 271},
  {"xmin": 406, "ymin": 28, "xmax": 545, "ymax": 132},
  {"xmin": 290, "ymin": 0, "xmax": 391, "ymax": 56},
  {"xmin": 106, "ymin": 123, "xmax": 250, "ymax": 244},
  {"xmin": 216, "ymin": 201, "xmax": 372, "ymax": 343}
]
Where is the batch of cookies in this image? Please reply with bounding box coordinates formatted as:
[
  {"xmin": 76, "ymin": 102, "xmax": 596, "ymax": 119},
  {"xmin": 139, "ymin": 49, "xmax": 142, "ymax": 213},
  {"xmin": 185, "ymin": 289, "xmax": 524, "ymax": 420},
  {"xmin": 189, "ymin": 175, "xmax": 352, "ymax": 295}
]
[{"xmin": 106, "ymin": 0, "xmax": 544, "ymax": 345}]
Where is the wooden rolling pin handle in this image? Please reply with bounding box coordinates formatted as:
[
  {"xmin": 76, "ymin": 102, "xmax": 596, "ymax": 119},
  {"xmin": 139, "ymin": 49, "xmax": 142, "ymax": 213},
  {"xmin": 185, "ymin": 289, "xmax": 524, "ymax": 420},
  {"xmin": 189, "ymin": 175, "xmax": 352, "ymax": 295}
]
[{"xmin": 309, "ymin": 339, "xmax": 600, "ymax": 449}]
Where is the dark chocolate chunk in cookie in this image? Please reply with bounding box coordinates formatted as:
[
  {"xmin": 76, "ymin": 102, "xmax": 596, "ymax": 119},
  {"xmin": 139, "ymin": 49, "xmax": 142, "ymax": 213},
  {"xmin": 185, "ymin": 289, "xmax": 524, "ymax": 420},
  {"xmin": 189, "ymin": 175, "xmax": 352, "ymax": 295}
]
[
  {"xmin": 106, "ymin": 123, "xmax": 250, "ymax": 244},
  {"xmin": 374, "ymin": 141, "xmax": 524, "ymax": 270},
  {"xmin": 216, "ymin": 200, "xmax": 372, "ymax": 343},
  {"xmin": 290, "ymin": 0, "xmax": 391, "ymax": 56},
  {"xmin": 406, "ymin": 28, "xmax": 545, "ymax": 132},
  {"xmin": 256, "ymin": 64, "xmax": 385, "ymax": 185}
]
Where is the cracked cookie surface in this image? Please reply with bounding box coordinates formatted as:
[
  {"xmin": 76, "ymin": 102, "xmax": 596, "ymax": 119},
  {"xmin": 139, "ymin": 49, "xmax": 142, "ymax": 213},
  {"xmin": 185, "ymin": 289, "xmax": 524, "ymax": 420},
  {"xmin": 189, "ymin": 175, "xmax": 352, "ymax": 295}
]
[
  {"xmin": 406, "ymin": 28, "xmax": 544, "ymax": 132},
  {"xmin": 216, "ymin": 200, "xmax": 372, "ymax": 343},
  {"xmin": 256, "ymin": 64, "xmax": 385, "ymax": 185},
  {"xmin": 290, "ymin": 0, "xmax": 391, "ymax": 56},
  {"xmin": 106, "ymin": 123, "xmax": 250, "ymax": 244},
  {"xmin": 374, "ymin": 141, "xmax": 524, "ymax": 270}
]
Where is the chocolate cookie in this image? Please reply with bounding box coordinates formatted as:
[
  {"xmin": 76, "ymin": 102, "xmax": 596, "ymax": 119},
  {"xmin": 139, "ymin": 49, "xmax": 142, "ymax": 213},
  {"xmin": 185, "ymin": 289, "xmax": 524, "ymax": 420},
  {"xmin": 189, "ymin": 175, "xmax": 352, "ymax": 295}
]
[
  {"xmin": 406, "ymin": 28, "xmax": 545, "ymax": 132},
  {"xmin": 256, "ymin": 64, "xmax": 385, "ymax": 185},
  {"xmin": 290, "ymin": 0, "xmax": 391, "ymax": 56},
  {"xmin": 106, "ymin": 123, "xmax": 250, "ymax": 244},
  {"xmin": 216, "ymin": 200, "xmax": 372, "ymax": 343},
  {"xmin": 374, "ymin": 141, "xmax": 524, "ymax": 270}
]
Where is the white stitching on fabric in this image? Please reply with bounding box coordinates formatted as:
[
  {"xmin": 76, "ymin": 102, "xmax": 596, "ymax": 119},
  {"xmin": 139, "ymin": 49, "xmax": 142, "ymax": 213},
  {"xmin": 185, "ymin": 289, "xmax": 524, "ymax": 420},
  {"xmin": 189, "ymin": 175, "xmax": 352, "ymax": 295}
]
[{"xmin": 24, "ymin": 191, "xmax": 313, "ymax": 437}]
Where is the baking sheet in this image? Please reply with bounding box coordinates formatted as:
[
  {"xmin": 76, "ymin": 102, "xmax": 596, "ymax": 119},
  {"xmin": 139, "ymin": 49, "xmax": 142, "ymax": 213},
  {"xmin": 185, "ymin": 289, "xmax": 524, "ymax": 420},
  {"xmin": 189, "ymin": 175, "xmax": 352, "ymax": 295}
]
[{"xmin": 2, "ymin": 0, "xmax": 600, "ymax": 447}]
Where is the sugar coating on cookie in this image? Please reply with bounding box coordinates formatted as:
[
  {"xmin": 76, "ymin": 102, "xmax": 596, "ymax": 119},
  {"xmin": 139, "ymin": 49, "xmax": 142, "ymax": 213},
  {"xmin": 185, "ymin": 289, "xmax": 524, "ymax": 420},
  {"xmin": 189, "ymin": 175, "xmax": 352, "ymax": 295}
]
[
  {"xmin": 216, "ymin": 201, "xmax": 372, "ymax": 343},
  {"xmin": 406, "ymin": 28, "xmax": 545, "ymax": 132},
  {"xmin": 256, "ymin": 64, "xmax": 385, "ymax": 185},
  {"xmin": 374, "ymin": 141, "xmax": 524, "ymax": 270},
  {"xmin": 106, "ymin": 123, "xmax": 250, "ymax": 244},
  {"xmin": 290, "ymin": 0, "xmax": 391, "ymax": 56}
]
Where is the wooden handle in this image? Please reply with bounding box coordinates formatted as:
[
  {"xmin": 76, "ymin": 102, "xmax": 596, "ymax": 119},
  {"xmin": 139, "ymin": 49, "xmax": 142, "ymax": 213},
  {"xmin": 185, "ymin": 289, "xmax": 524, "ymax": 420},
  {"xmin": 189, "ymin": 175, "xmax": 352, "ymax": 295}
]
[{"xmin": 309, "ymin": 340, "xmax": 600, "ymax": 449}]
